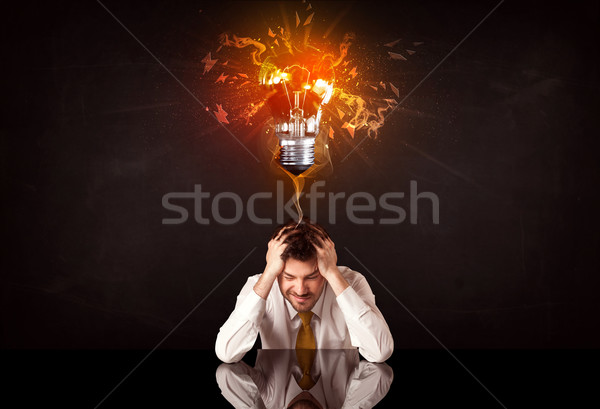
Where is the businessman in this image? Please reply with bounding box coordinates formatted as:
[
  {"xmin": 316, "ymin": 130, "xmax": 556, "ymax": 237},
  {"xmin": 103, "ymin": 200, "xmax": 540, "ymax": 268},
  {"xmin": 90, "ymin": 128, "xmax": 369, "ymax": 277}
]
[
  {"xmin": 215, "ymin": 218, "xmax": 393, "ymax": 363},
  {"xmin": 216, "ymin": 349, "xmax": 394, "ymax": 408}
]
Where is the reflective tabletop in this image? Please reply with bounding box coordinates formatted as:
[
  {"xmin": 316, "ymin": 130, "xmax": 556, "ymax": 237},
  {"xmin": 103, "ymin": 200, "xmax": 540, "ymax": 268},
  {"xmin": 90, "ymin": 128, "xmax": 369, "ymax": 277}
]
[{"xmin": 3, "ymin": 349, "xmax": 597, "ymax": 408}]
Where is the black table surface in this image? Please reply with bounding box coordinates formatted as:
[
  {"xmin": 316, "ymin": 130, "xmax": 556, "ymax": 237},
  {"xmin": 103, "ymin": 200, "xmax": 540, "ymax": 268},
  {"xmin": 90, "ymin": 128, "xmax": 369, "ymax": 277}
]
[{"xmin": 3, "ymin": 348, "xmax": 597, "ymax": 408}]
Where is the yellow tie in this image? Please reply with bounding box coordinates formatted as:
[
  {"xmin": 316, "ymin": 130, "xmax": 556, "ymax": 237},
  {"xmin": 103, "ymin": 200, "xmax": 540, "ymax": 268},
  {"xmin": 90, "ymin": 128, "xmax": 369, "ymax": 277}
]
[
  {"xmin": 296, "ymin": 312, "xmax": 316, "ymax": 390},
  {"xmin": 296, "ymin": 311, "xmax": 316, "ymax": 349}
]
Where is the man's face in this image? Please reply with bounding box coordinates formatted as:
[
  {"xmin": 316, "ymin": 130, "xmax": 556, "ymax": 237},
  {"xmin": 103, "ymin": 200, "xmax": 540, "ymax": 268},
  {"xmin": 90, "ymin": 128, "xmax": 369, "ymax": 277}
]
[{"xmin": 278, "ymin": 257, "xmax": 325, "ymax": 313}]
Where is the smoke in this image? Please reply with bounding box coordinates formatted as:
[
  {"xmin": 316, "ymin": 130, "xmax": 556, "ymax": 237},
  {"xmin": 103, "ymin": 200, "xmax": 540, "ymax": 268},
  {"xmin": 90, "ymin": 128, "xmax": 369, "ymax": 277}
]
[
  {"xmin": 218, "ymin": 33, "xmax": 267, "ymax": 66},
  {"xmin": 320, "ymin": 32, "xmax": 355, "ymax": 68},
  {"xmin": 337, "ymin": 91, "xmax": 397, "ymax": 138},
  {"xmin": 258, "ymin": 119, "xmax": 333, "ymax": 223}
]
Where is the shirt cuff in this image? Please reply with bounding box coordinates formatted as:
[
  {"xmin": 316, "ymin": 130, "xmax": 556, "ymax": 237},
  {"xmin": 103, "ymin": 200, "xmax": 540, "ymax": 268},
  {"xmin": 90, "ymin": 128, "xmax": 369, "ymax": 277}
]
[
  {"xmin": 335, "ymin": 286, "xmax": 371, "ymax": 320},
  {"xmin": 233, "ymin": 289, "xmax": 267, "ymax": 326}
]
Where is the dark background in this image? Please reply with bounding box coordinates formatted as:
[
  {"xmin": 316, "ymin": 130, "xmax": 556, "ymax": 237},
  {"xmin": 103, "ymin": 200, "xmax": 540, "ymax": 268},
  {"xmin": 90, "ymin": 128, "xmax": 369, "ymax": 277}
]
[{"xmin": 2, "ymin": 0, "xmax": 600, "ymax": 405}]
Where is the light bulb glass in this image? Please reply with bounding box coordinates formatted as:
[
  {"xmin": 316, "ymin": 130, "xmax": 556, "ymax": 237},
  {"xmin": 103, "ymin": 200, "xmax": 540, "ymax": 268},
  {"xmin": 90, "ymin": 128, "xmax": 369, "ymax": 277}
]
[{"xmin": 260, "ymin": 49, "xmax": 335, "ymax": 175}]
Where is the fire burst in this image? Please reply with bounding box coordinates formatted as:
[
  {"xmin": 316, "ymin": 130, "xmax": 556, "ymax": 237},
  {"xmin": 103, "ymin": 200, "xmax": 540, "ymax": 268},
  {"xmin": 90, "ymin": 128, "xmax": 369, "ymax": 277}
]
[{"xmin": 198, "ymin": 1, "xmax": 422, "ymax": 221}]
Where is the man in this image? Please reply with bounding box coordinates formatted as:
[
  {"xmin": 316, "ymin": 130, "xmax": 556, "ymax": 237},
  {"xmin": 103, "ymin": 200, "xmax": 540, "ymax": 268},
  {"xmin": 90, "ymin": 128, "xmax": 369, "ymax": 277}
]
[
  {"xmin": 216, "ymin": 349, "xmax": 394, "ymax": 408},
  {"xmin": 215, "ymin": 218, "xmax": 393, "ymax": 363}
]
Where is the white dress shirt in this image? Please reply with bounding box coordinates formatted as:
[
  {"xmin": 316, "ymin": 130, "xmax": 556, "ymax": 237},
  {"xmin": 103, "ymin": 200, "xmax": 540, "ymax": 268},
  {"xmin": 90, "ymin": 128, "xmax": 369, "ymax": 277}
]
[
  {"xmin": 215, "ymin": 349, "xmax": 394, "ymax": 409},
  {"xmin": 215, "ymin": 266, "xmax": 394, "ymax": 363}
]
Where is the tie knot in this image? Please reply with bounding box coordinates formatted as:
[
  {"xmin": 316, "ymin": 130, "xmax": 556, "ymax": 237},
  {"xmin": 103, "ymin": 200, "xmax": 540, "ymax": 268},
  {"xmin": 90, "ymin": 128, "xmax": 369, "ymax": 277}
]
[{"xmin": 298, "ymin": 311, "xmax": 314, "ymax": 326}]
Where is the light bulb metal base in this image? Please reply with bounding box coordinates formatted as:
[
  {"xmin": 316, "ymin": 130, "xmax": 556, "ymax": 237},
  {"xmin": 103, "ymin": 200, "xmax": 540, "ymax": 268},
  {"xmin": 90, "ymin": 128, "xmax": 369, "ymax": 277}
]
[{"xmin": 278, "ymin": 138, "xmax": 315, "ymax": 175}]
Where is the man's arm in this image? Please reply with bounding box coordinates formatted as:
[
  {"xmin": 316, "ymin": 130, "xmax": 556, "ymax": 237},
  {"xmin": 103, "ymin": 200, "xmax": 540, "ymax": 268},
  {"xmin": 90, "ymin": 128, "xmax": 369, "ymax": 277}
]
[
  {"xmin": 314, "ymin": 237, "xmax": 394, "ymax": 363},
  {"xmin": 215, "ymin": 362, "xmax": 267, "ymax": 409},
  {"xmin": 215, "ymin": 275, "xmax": 266, "ymax": 363},
  {"xmin": 342, "ymin": 361, "xmax": 394, "ymax": 408},
  {"xmin": 215, "ymin": 229, "xmax": 291, "ymax": 363},
  {"xmin": 335, "ymin": 272, "xmax": 394, "ymax": 362}
]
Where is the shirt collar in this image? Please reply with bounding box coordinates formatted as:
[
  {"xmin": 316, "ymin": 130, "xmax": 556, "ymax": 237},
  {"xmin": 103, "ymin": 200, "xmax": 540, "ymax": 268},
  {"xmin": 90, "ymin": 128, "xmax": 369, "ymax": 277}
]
[
  {"xmin": 285, "ymin": 377, "xmax": 326, "ymax": 409},
  {"xmin": 283, "ymin": 282, "xmax": 327, "ymax": 321}
]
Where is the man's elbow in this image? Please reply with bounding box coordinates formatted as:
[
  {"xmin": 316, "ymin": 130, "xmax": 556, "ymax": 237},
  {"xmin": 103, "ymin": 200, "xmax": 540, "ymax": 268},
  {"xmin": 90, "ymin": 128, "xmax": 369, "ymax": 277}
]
[
  {"xmin": 378, "ymin": 341, "xmax": 394, "ymax": 363},
  {"xmin": 363, "ymin": 336, "xmax": 394, "ymax": 363},
  {"xmin": 366, "ymin": 347, "xmax": 393, "ymax": 363},
  {"xmin": 215, "ymin": 349, "xmax": 238, "ymax": 364},
  {"xmin": 215, "ymin": 336, "xmax": 242, "ymax": 364},
  {"xmin": 215, "ymin": 348, "xmax": 242, "ymax": 364}
]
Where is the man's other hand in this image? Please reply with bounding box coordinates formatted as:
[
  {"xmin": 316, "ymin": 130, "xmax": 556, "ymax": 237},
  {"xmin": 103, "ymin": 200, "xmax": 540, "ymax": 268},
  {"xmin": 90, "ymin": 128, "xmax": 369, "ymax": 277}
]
[
  {"xmin": 314, "ymin": 236, "xmax": 350, "ymax": 296},
  {"xmin": 314, "ymin": 236, "xmax": 338, "ymax": 279},
  {"xmin": 264, "ymin": 227, "xmax": 292, "ymax": 278}
]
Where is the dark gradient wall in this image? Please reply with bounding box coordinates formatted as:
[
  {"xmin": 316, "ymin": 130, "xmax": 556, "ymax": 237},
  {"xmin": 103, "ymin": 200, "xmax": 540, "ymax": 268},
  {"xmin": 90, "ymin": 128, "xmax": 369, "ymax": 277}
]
[{"xmin": 3, "ymin": 0, "xmax": 599, "ymax": 350}]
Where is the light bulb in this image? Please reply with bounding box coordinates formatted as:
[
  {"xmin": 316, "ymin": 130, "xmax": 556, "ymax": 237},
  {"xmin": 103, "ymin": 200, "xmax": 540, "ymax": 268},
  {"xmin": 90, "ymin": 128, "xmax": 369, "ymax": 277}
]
[{"xmin": 260, "ymin": 48, "xmax": 334, "ymax": 175}]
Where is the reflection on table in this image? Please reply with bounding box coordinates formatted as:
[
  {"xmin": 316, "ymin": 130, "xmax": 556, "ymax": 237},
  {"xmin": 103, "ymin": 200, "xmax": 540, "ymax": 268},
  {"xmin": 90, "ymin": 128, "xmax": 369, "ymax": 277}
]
[{"xmin": 216, "ymin": 349, "xmax": 393, "ymax": 408}]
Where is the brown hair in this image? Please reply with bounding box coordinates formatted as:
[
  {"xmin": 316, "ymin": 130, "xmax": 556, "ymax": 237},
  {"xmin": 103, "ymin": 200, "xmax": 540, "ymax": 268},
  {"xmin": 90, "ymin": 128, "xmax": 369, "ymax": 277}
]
[{"xmin": 271, "ymin": 217, "xmax": 330, "ymax": 262}]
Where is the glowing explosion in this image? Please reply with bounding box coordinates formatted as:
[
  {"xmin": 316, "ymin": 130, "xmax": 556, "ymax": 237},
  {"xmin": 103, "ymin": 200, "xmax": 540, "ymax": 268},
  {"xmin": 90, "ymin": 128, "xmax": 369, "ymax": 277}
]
[{"xmin": 199, "ymin": 1, "xmax": 422, "ymax": 221}]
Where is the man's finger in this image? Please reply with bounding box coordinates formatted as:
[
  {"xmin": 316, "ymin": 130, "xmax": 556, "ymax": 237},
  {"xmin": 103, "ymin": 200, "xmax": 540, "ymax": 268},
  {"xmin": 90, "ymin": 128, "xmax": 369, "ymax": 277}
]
[
  {"xmin": 313, "ymin": 236, "xmax": 326, "ymax": 249},
  {"xmin": 275, "ymin": 227, "xmax": 292, "ymax": 241},
  {"xmin": 278, "ymin": 231, "xmax": 293, "ymax": 242}
]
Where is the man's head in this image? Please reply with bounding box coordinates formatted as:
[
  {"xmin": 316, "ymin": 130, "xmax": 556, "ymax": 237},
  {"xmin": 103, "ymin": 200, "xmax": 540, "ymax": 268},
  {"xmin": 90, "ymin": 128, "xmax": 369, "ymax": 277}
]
[
  {"xmin": 288, "ymin": 391, "xmax": 322, "ymax": 409},
  {"xmin": 272, "ymin": 218, "xmax": 330, "ymax": 313}
]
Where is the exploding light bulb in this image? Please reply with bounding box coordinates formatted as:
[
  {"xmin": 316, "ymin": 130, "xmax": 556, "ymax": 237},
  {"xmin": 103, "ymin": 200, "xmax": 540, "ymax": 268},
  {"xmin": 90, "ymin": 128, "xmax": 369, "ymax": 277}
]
[{"xmin": 260, "ymin": 48, "xmax": 334, "ymax": 175}]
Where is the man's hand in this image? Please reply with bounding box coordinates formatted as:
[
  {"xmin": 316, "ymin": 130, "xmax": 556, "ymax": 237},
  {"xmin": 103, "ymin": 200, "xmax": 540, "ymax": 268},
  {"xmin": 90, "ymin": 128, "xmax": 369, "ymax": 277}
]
[
  {"xmin": 264, "ymin": 228, "xmax": 291, "ymax": 277},
  {"xmin": 314, "ymin": 236, "xmax": 338, "ymax": 279},
  {"xmin": 314, "ymin": 236, "xmax": 350, "ymax": 296},
  {"xmin": 254, "ymin": 228, "xmax": 291, "ymax": 299}
]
